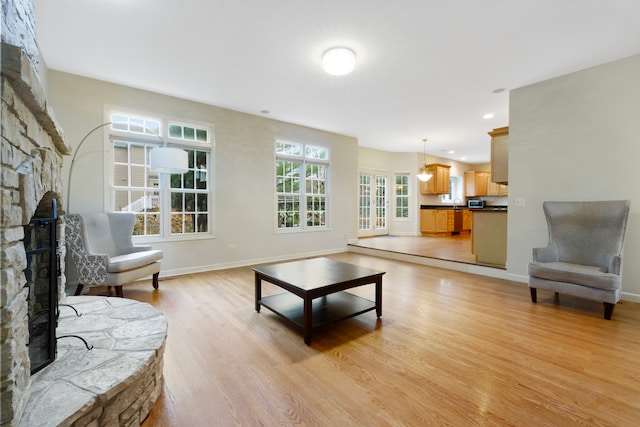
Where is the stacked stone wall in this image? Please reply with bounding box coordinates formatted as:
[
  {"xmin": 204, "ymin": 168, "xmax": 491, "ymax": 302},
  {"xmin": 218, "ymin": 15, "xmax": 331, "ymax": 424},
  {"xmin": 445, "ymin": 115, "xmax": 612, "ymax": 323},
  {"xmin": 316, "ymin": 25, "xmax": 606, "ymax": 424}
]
[{"xmin": 1, "ymin": 42, "xmax": 69, "ymax": 426}]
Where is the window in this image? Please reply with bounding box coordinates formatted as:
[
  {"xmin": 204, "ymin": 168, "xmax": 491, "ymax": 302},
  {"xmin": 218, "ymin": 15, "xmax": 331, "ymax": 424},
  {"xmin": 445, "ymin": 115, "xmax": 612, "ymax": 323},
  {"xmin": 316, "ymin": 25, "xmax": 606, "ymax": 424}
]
[
  {"xmin": 394, "ymin": 173, "xmax": 410, "ymax": 219},
  {"xmin": 275, "ymin": 140, "xmax": 329, "ymax": 231},
  {"xmin": 109, "ymin": 112, "xmax": 213, "ymax": 239},
  {"xmin": 441, "ymin": 176, "xmax": 462, "ymax": 203},
  {"xmin": 169, "ymin": 149, "xmax": 209, "ymax": 234}
]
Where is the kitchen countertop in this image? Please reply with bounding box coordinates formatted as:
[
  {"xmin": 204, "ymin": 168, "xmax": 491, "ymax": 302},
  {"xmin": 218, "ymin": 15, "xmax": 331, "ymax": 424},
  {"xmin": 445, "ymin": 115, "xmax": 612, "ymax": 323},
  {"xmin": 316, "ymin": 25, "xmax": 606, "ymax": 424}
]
[{"xmin": 420, "ymin": 205, "xmax": 507, "ymax": 211}]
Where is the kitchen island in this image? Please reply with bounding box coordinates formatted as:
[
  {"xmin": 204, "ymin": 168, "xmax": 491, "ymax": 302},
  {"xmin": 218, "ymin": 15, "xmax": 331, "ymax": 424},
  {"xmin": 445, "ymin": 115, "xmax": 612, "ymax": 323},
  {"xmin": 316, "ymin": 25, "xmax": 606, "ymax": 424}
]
[{"xmin": 471, "ymin": 208, "xmax": 507, "ymax": 267}]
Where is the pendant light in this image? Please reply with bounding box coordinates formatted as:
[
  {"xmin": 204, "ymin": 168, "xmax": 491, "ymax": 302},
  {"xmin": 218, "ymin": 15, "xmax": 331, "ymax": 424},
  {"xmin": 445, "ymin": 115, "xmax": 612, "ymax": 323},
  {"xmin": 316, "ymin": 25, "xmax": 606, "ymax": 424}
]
[{"xmin": 417, "ymin": 139, "xmax": 433, "ymax": 182}]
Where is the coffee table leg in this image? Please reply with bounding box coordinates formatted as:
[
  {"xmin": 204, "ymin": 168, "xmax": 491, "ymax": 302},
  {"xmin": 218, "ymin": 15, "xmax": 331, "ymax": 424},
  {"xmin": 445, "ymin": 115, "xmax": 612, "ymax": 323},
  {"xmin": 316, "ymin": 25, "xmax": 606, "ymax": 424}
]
[
  {"xmin": 375, "ymin": 277, "xmax": 382, "ymax": 318},
  {"xmin": 304, "ymin": 297, "xmax": 312, "ymax": 345},
  {"xmin": 255, "ymin": 274, "xmax": 261, "ymax": 312}
]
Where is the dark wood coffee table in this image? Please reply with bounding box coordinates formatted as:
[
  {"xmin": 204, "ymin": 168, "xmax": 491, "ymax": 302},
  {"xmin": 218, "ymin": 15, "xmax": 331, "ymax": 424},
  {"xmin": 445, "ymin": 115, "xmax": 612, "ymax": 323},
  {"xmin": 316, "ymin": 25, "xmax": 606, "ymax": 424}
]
[{"xmin": 253, "ymin": 257, "xmax": 385, "ymax": 344}]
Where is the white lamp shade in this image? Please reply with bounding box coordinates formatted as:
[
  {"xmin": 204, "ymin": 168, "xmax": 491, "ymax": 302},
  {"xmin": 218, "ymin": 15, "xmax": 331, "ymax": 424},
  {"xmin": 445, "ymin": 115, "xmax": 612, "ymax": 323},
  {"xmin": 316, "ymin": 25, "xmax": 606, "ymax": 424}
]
[
  {"xmin": 417, "ymin": 170, "xmax": 433, "ymax": 182},
  {"xmin": 149, "ymin": 147, "xmax": 189, "ymax": 174},
  {"xmin": 322, "ymin": 48, "xmax": 356, "ymax": 75}
]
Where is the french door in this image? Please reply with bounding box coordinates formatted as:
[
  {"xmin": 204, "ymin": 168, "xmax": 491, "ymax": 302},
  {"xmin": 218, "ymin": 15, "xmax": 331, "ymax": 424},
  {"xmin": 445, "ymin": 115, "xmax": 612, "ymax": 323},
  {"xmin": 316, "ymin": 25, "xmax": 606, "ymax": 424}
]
[{"xmin": 358, "ymin": 172, "xmax": 388, "ymax": 237}]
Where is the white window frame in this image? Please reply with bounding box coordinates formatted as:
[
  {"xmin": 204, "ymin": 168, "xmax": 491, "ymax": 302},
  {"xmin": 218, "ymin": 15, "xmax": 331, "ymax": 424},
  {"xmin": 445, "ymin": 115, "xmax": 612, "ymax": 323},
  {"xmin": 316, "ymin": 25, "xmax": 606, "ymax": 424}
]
[
  {"xmin": 105, "ymin": 107, "xmax": 215, "ymax": 243},
  {"xmin": 441, "ymin": 176, "xmax": 463, "ymax": 204},
  {"xmin": 393, "ymin": 172, "xmax": 411, "ymax": 221},
  {"xmin": 274, "ymin": 138, "xmax": 330, "ymax": 234}
]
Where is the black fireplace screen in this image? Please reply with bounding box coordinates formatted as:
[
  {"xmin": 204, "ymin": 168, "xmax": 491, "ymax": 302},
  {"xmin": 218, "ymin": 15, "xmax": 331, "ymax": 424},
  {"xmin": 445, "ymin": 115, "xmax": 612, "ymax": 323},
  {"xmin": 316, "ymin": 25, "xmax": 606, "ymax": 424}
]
[{"xmin": 23, "ymin": 198, "xmax": 59, "ymax": 375}]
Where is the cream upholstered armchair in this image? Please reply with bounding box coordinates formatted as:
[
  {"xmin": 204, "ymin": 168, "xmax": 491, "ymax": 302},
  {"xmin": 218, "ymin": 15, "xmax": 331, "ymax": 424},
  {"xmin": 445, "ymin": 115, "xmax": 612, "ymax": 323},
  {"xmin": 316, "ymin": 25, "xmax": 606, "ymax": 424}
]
[
  {"xmin": 65, "ymin": 212, "xmax": 163, "ymax": 297},
  {"xmin": 527, "ymin": 200, "xmax": 630, "ymax": 319}
]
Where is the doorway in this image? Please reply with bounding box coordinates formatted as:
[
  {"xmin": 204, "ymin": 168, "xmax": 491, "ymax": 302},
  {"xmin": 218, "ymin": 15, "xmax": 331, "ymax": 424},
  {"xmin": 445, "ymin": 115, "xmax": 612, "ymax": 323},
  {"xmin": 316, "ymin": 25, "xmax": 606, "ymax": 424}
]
[{"xmin": 358, "ymin": 172, "xmax": 388, "ymax": 237}]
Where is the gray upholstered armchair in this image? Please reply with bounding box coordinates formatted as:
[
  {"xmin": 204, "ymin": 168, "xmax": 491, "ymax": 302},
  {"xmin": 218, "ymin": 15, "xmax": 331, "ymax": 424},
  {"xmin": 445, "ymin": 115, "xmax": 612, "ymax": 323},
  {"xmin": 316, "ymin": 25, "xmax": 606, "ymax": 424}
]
[
  {"xmin": 65, "ymin": 212, "xmax": 163, "ymax": 297},
  {"xmin": 527, "ymin": 200, "xmax": 630, "ymax": 319}
]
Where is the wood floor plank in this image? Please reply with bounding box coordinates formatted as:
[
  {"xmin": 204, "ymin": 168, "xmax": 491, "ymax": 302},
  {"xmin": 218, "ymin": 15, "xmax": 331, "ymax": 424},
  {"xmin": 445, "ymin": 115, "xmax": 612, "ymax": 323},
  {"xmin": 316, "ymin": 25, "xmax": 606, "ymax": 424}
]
[{"xmin": 112, "ymin": 253, "xmax": 640, "ymax": 426}]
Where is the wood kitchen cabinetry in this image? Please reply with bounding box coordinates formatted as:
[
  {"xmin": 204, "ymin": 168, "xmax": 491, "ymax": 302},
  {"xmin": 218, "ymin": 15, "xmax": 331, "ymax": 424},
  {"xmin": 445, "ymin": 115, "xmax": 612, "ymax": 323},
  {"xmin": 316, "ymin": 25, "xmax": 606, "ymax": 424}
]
[
  {"xmin": 487, "ymin": 180, "xmax": 508, "ymax": 196},
  {"xmin": 466, "ymin": 170, "xmax": 508, "ymax": 197},
  {"xmin": 489, "ymin": 126, "xmax": 509, "ymax": 184},
  {"xmin": 420, "ymin": 209, "xmax": 454, "ymax": 234},
  {"xmin": 471, "ymin": 210, "xmax": 507, "ymax": 266},
  {"xmin": 464, "ymin": 171, "xmax": 490, "ymax": 197},
  {"xmin": 420, "ymin": 164, "xmax": 451, "ymax": 195},
  {"xmin": 462, "ymin": 209, "xmax": 472, "ymax": 231}
]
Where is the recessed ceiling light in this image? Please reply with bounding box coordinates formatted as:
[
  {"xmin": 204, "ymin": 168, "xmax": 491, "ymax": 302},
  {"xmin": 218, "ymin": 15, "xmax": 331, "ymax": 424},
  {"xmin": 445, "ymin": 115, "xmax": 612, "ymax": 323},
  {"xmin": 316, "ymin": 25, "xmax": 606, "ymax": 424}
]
[
  {"xmin": 460, "ymin": 157, "xmax": 467, "ymax": 161},
  {"xmin": 260, "ymin": 110, "xmax": 270, "ymax": 114},
  {"xmin": 483, "ymin": 113, "xmax": 494, "ymax": 119},
  {"xmin": 447, "ymin": 150, "xmax": 455, "ymax": 154},
  {"xmin": 322, "ymin": 48, "xmax": 356, "ymax": 75}
]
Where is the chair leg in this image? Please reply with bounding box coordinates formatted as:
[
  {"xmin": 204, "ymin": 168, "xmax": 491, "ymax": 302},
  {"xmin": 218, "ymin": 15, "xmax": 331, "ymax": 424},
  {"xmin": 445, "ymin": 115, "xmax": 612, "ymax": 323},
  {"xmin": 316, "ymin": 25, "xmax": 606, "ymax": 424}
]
[
  {"xmin": 603, "ymin": 302, "xmax": 615, "ymax": 320},
  {"xmin": 115, "ymin": 285, "xmax": 124, "ymax": 298},
  {"xmin": 74, "ymin": 284, "xmax": 84, "ymax": 296},
  {"xmin": 152, "ymin": 272, "xmax": 159, "ymax": 289},
  {"xmin": 529, "ymin": 287, "xmax": 537, "ymax": 303}
]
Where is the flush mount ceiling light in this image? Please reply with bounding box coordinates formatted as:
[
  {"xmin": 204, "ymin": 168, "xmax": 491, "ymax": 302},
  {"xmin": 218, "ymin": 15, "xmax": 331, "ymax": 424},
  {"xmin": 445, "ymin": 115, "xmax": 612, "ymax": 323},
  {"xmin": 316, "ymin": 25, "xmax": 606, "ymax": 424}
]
[
  {"xmin": 417, "ymin": 139, "xmax": 433, "ymax": 182},
  {"xmin": 322, "ymin": 47, "xmax": 356, "ymax": 75}
]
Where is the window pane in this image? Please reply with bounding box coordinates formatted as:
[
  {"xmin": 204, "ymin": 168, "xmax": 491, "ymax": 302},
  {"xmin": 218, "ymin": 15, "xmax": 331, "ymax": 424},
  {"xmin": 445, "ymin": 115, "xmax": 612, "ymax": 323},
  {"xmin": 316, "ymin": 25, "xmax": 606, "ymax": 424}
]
[
  {"xmin": 170, "ymin": 174, "xmax": 183, "ymax": 189},
  {"xmin": 276, "ymin": 141, "xmax": 302, "ymax": 156},
  {"xmin": 184, "ymin": 127, "xmax": 195, "ymax": 140},
  {"xmin": 131, "ymin": 145, "xmax": 145, "ymax": 164},
  {"xmin": 305, "ymin": 145, "xmax": 329, "ymax": 160},
  {"xmin": 114, "ymin": 190, "xmax": 129, "ymax": 211},
  {"xmin": 112, "ymin": 115, "xmax": 128, "ymax": 130},
  {"xmin": 171, "ymin": 192, "xmax": 183, "ymax": 211},
  {"xmin": 146, "ymin": 213, "xmax": 160, "ymax": 235},
  {"xmin": 130, "ymin": 117, "xmax": 144, "ymax": 133},
  {"xmin": 169, "ymin": 124, "xmax": 182, "ymax": 139},
  {"xmin": 113, "ymin": 164, "xmax": 129, "ymax": 187},
  {"xmin": 196, "ymin": 129, "xmax": 208, "ymax": 142},
  {"xmin": 145, "ymin": 120, "xmax": 160, "ymax": 135},
  {"xmin": 113, "ymin": 143, "xmax": 128, "ymax": 162},
  {"xmin": 182, "ymin": 171, "xmax": 194, "ymax": 189},
  {"xmin": 196, "ymin": 214, "xmax": 208, "ymax": 232},
  {"xmin": 185, "ymin": 193, "xmax": 195, "ymax": 212},
  {"xmin": 197, "ymin": 194, "xmax": 208, "ymax": 212},
  {"xmin": 171, "ymin": 213, "xmax": 183, "ymax": 234},
  {"xmin": 131, "ymin": 165, "xmax": 146, "ymax": 187}
]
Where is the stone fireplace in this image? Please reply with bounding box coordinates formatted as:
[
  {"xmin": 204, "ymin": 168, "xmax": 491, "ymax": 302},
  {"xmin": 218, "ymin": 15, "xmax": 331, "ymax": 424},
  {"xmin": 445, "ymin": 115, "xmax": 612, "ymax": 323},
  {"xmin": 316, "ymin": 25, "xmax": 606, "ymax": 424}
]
[
  {"xmin": 1, "ymin": 2, "xmax": 166, "ymax": 425},
  {"xmin": 1, "ymin": 32, "xmax": 70, "ymax": 424}
]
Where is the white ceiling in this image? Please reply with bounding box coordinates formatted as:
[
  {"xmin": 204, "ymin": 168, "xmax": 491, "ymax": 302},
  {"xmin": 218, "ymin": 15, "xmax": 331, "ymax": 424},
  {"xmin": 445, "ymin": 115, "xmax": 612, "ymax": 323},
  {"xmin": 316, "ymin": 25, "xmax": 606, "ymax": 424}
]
[{"xmin": 35, "ymin": 0, "xmax": 640, "ymax": 164}]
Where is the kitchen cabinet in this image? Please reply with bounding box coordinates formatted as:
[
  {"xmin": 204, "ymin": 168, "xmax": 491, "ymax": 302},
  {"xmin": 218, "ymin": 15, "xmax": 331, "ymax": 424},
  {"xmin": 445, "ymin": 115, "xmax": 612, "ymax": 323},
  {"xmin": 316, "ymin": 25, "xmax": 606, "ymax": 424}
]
[
  {"xmin": 420, "ymin": 164, "xmax": 451, "ymax": 195},
  {"xmin": 420, "ymin": 209, "xmax": 436, "ymax": 232},
  {"xmin": 471, "ymin": 210, "xmax": 507, "ymax": 266},
  {"xmin": 462, "ymin": 209, "xmax": 472, "ymax": 231},
  {"xmin": 465, "ymin": 171, "xmax": 490, "ymax": 197},
  {"xmin": 489, "ymin": 126, "xmax": 509, "ymax": 184},
  {"xmin": 420, "ymin": 209, "xmax": 454, "ymax": 234},
  {"xmin": 487, "ymin": 180, "xmax": 508, "ymax": 196}
]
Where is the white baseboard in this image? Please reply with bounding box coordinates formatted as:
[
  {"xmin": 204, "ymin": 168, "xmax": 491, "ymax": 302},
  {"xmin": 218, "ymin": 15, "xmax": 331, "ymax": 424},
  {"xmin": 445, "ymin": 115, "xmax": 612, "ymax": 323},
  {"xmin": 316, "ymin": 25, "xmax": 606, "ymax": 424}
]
[{"xmin": 156, "ymin": 247, "xmax": 348, "ymax": 279}]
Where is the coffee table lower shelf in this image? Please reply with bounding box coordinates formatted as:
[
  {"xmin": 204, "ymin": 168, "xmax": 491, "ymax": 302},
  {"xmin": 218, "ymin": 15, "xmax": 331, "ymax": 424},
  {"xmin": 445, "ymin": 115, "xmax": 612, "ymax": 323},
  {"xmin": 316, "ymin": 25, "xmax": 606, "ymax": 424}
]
[{"xmin": 259, "ymin": 291, "xmax": 376, "ymax": 335}]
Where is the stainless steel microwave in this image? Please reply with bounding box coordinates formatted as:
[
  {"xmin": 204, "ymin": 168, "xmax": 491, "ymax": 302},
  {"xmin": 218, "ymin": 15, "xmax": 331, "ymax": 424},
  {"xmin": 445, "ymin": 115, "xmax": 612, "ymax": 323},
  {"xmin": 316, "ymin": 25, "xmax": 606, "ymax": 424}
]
[{"xmin": 468, "ymin": 200, "xmax": 485, "ymax": 208}]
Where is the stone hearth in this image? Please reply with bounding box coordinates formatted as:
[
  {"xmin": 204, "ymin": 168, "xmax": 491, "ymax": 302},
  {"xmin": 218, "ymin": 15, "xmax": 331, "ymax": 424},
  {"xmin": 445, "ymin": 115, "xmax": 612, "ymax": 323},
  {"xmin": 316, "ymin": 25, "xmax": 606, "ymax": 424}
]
[{"xmin": 19, "ymin": 296, "xmax": 167, "ymax": 426}]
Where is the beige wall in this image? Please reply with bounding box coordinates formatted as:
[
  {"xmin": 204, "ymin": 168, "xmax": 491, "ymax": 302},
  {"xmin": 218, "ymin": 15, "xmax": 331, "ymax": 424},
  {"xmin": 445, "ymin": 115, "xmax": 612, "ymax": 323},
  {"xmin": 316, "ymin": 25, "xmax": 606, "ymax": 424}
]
[
  {"xmin": 507, "ymin": 54, "xmax": 640, "ymax": 300},
  {"xmin": 47, "ymin": 71, "xmax": 359, "ymax": 276}
]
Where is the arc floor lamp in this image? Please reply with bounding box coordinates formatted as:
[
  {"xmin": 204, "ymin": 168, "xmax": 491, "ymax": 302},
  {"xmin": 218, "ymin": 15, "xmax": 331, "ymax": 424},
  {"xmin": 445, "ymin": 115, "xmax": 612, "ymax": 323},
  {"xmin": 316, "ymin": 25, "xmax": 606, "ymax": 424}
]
[{"xmin": 66, "ymin": 121, "xmax": 189, "ymax": 211}]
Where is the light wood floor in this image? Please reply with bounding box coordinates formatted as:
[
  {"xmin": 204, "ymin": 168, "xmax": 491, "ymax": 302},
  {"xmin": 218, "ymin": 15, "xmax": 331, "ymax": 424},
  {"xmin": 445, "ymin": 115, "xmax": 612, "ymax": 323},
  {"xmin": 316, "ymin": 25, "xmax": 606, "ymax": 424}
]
[
  {"xmin": 350, "ymin": 233, "xmax": 482, "ymax": 266},
  {"xmin": 119, "ymin": 252, "xmax": 640, "ymax": 426}
]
